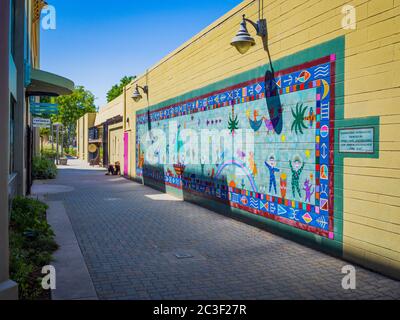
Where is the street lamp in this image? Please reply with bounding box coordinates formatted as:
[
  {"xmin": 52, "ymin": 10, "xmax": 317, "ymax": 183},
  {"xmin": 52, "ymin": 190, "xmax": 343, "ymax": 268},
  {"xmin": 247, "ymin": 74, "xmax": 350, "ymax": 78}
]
[
  {"xmin": 131, "ymin": 84, "xmax": 149, "ymax": 102},
  {"xmin": 231, "ymin": 14, "xmax": 267, "ymax": 54}
]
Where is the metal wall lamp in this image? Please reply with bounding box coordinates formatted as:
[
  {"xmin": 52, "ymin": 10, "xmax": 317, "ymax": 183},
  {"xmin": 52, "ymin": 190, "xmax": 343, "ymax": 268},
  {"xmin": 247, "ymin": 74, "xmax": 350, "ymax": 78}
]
[
  {"xmin": 231, "ymin": 14, "xmax": 267, "ymax": 54},
  {"xmin": 131, "ymin": 84, "xmax": 149, "ymax": 102}
]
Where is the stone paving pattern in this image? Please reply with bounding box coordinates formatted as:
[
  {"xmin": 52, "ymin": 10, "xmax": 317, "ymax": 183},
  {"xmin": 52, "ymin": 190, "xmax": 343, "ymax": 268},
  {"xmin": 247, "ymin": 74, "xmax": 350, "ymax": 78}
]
[{"xmin": 44, "ymin": 160, "xmax": 400, "ymax": 300}]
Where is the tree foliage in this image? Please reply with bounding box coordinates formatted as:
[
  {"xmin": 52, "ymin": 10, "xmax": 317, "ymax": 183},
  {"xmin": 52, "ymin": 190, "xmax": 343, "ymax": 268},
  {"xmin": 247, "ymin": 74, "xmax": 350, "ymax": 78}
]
[
  {"xmin": 53, "ymin": 85, "xmax": 96, "ymax": 127},
  {"xmin": 40, "ymin": 86, "xmax": 97, "ymax": 148},
  {"xmin": 106, "ymin": 76, "xmax": 135, "ymax": 102}
]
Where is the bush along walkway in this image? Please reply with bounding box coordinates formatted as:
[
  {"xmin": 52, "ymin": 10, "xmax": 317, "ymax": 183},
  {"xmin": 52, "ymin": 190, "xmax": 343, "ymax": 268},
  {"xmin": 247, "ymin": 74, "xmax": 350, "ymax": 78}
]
[
  {"xmin": 32, "ymin": 156, "xmax": 57, "ymax": 180},
  {"xmin": 9, "ymin": 197, "xmax": 58, "ymax": 300}
]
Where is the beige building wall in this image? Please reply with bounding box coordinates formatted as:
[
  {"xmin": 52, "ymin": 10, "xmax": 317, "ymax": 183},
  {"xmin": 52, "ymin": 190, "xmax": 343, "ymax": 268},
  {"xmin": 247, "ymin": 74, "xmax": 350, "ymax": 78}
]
[
  {"xmin": 108, "ymin": 123, "xmax": 124, "ymax": 170},
  {"xmin": 105, "ymin": 0, "xmax": 400, "ymax": 279},
  {"xmin": 76, "ymin": 113, "xmax": 96, "ymax": 162},
  {"xmin": 95, "ymin": 95, "xmax": 124, "ymax": 127},
  {"xmin": 77, "ymin": 116, "xmax": 84, "ymax": 160}
]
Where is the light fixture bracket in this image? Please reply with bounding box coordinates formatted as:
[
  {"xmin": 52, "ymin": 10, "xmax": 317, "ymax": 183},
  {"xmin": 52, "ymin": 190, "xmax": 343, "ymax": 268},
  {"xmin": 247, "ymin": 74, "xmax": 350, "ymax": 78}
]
[
  {"xmin": 137, "ymin": 84, "xmax": 149, "ymax": 95},
  {"xmin": 243, "ymin": 15, "xmax": 267, "ymax": 38}
]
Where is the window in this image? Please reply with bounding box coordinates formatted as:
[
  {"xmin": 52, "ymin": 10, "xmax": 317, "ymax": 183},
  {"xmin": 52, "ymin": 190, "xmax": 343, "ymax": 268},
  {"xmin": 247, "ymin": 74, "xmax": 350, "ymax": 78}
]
[{"xmin": 9, "ymin": 97, "xmax": 16, "ymax": 174}]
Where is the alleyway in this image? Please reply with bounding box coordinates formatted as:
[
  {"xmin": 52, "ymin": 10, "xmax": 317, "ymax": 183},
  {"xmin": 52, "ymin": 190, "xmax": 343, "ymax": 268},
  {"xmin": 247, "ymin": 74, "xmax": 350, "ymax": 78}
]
[{"xmin": 38, "ymin": 160, "xmax": 400, "ymax": 300}]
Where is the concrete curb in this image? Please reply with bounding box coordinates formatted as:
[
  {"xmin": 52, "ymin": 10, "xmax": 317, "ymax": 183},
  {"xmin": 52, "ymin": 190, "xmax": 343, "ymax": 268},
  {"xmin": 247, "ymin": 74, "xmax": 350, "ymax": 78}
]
[{"xmin": 46, "ymin": 201, "xmax": 98, "ymax": 300}]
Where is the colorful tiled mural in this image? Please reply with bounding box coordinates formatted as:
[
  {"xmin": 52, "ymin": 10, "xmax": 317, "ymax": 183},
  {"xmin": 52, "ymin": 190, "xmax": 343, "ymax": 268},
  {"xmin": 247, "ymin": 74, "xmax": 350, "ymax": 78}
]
[{"xmin": 136, "ymin": 54, "xmax": 337, "ymax": 239}]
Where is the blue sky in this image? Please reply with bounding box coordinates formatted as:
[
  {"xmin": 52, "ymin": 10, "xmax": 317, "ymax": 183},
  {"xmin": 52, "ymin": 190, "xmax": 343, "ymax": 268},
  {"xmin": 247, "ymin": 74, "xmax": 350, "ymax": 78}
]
[{"xmin": 40, "ymin": 0, "xmax": 243, "ymax": 108}]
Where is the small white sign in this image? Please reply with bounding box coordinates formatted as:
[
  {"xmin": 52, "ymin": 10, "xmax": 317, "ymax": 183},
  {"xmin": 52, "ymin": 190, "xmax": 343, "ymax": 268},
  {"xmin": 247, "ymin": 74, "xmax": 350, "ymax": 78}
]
[
  {"xmin": 33, "ymin": 118, "xmax": 51, "ymax": 128},
  {"xmin": 339, "ymin": 127, "xmax": 374, "ymax": 154}
]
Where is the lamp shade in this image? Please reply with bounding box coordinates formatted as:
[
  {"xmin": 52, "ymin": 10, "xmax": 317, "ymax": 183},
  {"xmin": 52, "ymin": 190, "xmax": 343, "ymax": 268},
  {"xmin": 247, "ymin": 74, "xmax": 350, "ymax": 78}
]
[
  {"xmin": 231, "ymin": 19, "xmax": 256, "ymax": 54},
  {"xmin": 131, "ymin": 87, "xmax": 142, "ymax": 102}
]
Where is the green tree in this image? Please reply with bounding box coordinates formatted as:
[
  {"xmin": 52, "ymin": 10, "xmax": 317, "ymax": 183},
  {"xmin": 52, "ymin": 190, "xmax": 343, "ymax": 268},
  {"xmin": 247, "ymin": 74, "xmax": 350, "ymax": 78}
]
[
  {"xmin": 106, "ymin": 76, "xmax": 135, "ymax": 102},
  {"xmin": 52, "ymin": 86, "xmax": 96, "ymax": 149}
]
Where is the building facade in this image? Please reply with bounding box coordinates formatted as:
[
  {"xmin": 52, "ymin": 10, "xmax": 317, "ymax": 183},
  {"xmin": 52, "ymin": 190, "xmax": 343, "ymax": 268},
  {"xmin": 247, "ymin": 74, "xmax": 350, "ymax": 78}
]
[
  {"xmin": 76, "ymin": 113, "xmax": 97, "ymax": 162},
  {"xmin": 77, "ymin": 95, "xmax": 125, "ymax": 169},
  {"xmin": 0, "ymin": 0, "xmax": 74, "ymax": 299},
  {"xmin": 86, "ymin": 0, "xmax": 400, "ymax": 280}
]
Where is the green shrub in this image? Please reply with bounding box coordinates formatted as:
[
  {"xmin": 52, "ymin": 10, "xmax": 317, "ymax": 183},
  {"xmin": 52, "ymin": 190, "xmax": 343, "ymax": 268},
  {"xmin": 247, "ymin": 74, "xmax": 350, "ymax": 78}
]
[
  {"xmin": 40, "ymin": 149, "xmax": 57, "ymax": 161},
  {"xmin": 9, "ymin": 197, "xmax": 58, "ymax": 300},
  {"xmin": 64, "ymin": 147, "xmax": 77, "ymax": 157},
  {"xmin": 32, "ymin": 156, "xmax": 57, "ymax": 180},
  {"xmin": 10, "ymin": 196, "xmax": 50, "ymax": 233}
]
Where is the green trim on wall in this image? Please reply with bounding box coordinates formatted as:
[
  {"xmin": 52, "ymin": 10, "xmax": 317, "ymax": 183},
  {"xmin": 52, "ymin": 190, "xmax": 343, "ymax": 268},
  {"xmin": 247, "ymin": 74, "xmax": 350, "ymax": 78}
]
[{"xmin": 137, "ymin": 36, "xmax": 375, "ymax": 257}]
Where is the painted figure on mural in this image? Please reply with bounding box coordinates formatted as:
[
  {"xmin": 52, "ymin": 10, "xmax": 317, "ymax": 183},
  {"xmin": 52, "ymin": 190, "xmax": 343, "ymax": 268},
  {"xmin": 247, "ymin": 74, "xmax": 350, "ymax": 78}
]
[
  {"xmin": 280, "ymin": 173, "xmax": 287, "ymax": 199},
  {"xmin": 248, "ymin": 152, "xmax": 258, "ymax": 177},
  {"xmin": 289, "ymin": 156, "xmax": 305, "ymax": 199},
  {"xmin": 303, "ymin": 178, "xmax": 314, "ymax": 202},
  {"xmin": 264, "ymin": 155, "xmax": 280, "ymax": 194}
]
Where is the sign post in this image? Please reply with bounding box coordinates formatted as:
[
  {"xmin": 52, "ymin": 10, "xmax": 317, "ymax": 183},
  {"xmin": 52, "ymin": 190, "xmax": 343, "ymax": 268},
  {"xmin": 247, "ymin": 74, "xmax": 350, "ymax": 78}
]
[{"xmin": 54, "ymin": 122, "xmax": 63, "ymax": 165}]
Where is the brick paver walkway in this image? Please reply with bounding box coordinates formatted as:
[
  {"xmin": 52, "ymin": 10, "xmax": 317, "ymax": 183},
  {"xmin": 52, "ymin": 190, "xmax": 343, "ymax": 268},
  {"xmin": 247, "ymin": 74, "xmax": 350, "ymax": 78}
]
[{"xmin": 43, "ymin": 160, "xmax": 400, "ymax": 300}]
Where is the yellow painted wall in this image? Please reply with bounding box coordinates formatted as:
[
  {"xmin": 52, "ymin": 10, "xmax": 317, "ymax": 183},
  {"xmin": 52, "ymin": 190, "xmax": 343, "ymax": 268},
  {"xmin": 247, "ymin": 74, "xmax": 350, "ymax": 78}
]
[
  {"xmin": 110, "ymin": 0, "xmax": 400, "ymax": 278},
  {"xmin": 95, "ymin": 95, "xmax": 124, "ymax": 127},
  {"xmin": 77, "ymin": 116, "xmax": 84, "ymax": 160},
  {"xmin": 76, "ymin": 113, "xmax": 96, "ymax": 161},
  {"xmin": 108, "ymin": 123, "xmax": 124, "ymax": 170}
]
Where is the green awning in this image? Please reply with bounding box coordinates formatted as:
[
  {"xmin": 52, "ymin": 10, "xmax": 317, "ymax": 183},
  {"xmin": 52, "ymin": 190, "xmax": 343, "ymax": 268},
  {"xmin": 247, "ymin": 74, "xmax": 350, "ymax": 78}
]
[{"xmin": 26, "ymin": 68, "xmax": 74, "ymax": 97}]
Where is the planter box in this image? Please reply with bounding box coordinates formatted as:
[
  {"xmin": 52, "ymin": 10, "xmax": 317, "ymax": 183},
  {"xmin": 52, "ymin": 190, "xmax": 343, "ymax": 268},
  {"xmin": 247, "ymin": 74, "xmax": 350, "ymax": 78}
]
[{"xmin": 59, "ymin": 158, "xmax": 68, "ymax": 165}]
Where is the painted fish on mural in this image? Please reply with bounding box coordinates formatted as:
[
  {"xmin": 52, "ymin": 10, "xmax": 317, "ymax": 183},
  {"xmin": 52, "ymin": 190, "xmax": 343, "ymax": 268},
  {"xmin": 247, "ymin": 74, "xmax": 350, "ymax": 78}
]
[
  {"xmin": 304, "ymin": 107, "xmax": 316, "ymax": 128},
  {"xmin": 295, "ymin": 70, "xmax": 311, "ymax": 83}
]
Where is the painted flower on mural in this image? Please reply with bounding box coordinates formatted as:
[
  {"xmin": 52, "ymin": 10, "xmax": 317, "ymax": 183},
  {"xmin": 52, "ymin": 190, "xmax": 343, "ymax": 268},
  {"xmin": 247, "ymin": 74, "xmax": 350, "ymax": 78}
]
[{"xmin": 291, "ymin": 103, "xmax": 309, "ymax": 135}]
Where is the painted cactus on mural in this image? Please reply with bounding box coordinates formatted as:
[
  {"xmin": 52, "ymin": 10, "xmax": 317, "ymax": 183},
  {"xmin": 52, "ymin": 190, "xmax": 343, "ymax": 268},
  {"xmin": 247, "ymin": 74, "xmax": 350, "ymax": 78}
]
[{"xmin": 136, "ymin": 54, "xmax": 336, "ymax": 239}]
